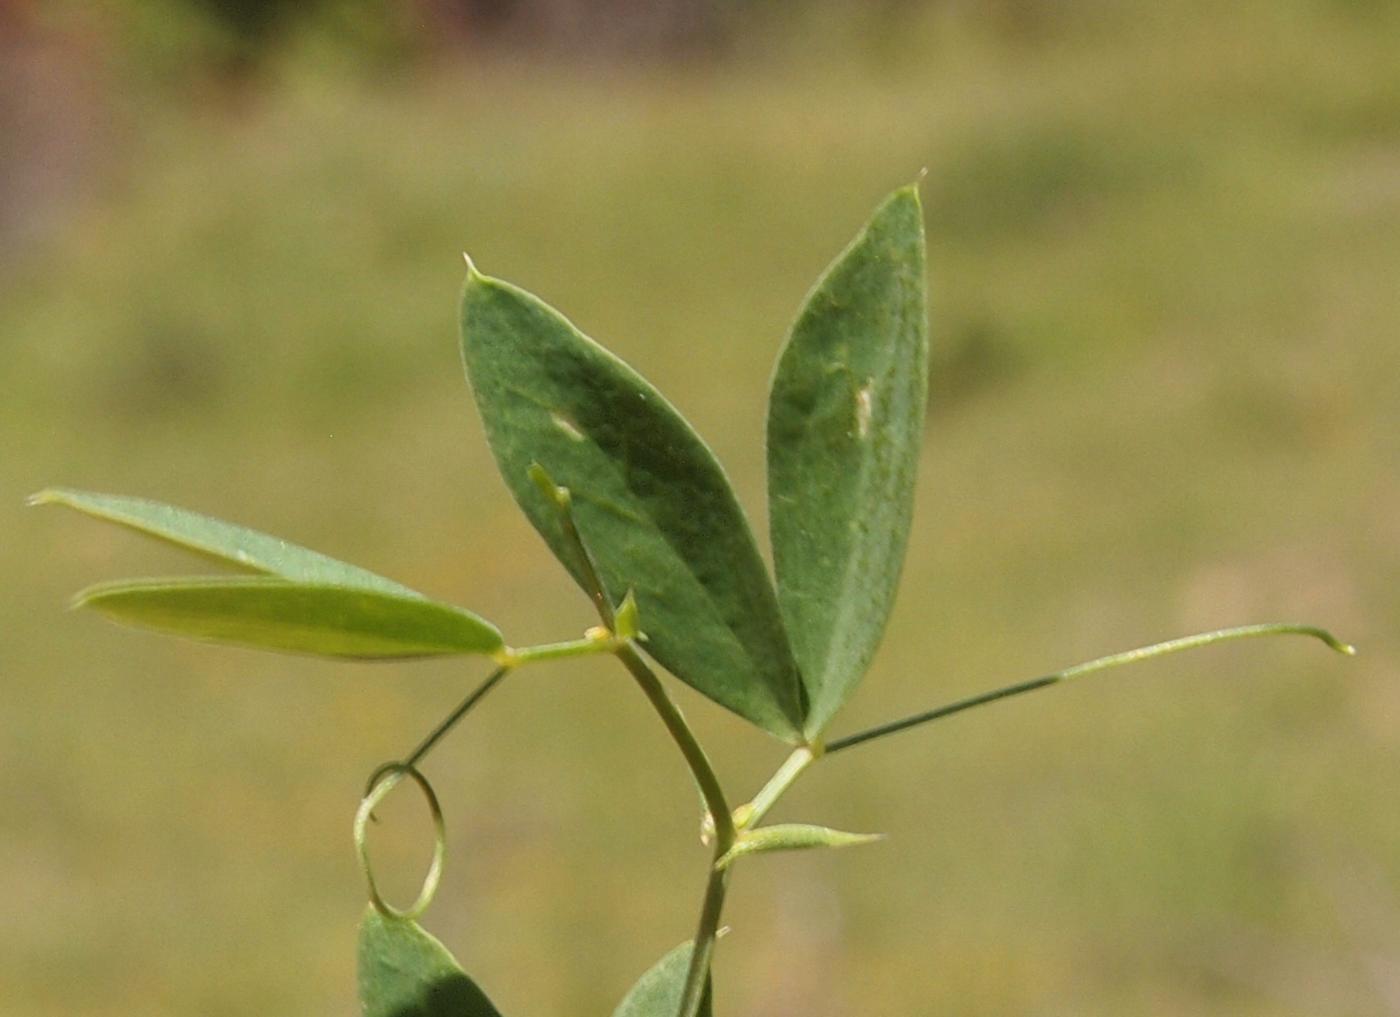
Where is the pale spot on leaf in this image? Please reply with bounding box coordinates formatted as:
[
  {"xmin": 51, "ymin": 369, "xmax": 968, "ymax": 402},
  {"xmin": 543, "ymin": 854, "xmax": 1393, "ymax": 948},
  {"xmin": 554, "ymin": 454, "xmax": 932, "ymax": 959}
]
[
  {"xmin": 550, "ymin": 411, "xmax": 586, "ymax": 442},
  {"xmin": 855, "ymin": 384, "xmax": 874, "ymax": 439}
]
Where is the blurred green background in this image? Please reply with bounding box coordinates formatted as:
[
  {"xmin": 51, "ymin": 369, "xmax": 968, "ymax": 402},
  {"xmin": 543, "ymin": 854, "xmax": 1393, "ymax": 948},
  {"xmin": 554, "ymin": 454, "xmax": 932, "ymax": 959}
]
[{"xmin": 3, "ymin": 1, "xmax": 1397, "ymax": 1014}]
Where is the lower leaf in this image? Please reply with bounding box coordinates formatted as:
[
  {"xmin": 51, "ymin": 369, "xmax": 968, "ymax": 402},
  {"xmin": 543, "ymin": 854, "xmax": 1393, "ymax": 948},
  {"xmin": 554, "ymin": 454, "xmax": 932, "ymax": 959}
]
[
  {"xmin": 612, "ymin": 940, "xmax": 713, "ymax": 1017},
  {"xmin": 358, "ymin": 907, "xmax": 504, "ymax": 1017}
]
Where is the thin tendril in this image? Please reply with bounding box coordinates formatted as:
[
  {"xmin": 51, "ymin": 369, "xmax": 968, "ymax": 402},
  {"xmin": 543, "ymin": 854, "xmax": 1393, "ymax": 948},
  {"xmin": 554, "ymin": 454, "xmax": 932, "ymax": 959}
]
[
  {"xmin": 827, "ymin": 623, "xmax": 1353, "ymax": 755},
  {"xmin": 354, "ymin": 763, "xmax": 446, "ymax": 921},
  {"xmin": 365, "ymin": 664, "xmax": 511, "ymax": 798}
]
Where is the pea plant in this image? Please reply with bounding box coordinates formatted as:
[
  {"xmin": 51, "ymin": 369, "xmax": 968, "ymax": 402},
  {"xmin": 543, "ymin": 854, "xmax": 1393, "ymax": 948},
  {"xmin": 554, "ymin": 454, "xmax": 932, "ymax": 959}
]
[{"xmin": 36, "ymin": 184, "xmax": 1353, "ymax": 1017}]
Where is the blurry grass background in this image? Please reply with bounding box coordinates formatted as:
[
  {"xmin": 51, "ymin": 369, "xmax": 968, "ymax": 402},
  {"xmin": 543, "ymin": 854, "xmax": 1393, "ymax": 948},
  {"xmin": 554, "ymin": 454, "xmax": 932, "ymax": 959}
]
[{"xmin": 3, "ymin": 1, "xmax": 1398, "ymax": 1014}]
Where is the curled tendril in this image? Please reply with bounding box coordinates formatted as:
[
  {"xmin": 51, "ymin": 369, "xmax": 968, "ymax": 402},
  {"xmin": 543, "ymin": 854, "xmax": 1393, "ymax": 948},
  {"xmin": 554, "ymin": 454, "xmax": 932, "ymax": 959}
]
[{"xmin": 354, "ymin": 763, "xmax": 446, "ymax": 921}]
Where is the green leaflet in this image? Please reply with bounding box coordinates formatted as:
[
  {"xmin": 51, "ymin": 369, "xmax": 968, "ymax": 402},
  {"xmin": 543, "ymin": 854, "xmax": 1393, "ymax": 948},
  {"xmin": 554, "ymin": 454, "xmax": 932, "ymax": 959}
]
[
  {"xmin": 39, "ymin": 488, "xmax": 505, "ymax": 660},
  {"xmin": 715, "ymin": 822, "xmax": 884, "ymax": 870},
  {"xmin": 358, "ymin": 907, "xmax": 504, "ymax": 1017},
  {"xmin": 767, "ymin": 185, "xmax": 930, "ymax": 738},
  {"xmin": 612, "ymin": 941, "xmax": 713, "ymax": 1017},
  {"xmin": 31, "ymin": 488, "xmax": 416, "ymax": 597},
  {"xmin": 76, "ymin": 577, "xmax": 504, "ymax": 659},
  {"xmin": 460, "ymin": 265, "xmax": 806, "ymax": 742}
]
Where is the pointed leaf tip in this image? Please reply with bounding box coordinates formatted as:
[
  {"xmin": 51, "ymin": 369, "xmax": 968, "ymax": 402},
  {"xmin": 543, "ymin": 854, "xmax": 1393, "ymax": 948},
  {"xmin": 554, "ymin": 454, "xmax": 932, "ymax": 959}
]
[{"xmin": 895, "ymin": 179, "xmax": 924, "ymax": 205}]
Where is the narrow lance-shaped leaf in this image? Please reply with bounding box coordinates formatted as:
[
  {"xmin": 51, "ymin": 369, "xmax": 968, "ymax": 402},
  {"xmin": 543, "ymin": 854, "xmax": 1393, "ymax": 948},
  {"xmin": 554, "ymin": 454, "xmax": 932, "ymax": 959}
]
[
  {"xmin": 612, "ymin": 940, "xmax": 713, "ymax": 1017},
  {"xmin": 32, "ymin": 488, "xmax": 417, "ymax": 596},
  {"xmin": 461, "ymin": 264, "xmax": 806, "ymax": 741},
  {"xmin": 77, "ymin": 578, "xmax": 504, "ymax": 660},
  {"xmin": 767, "ymin": 185, "xmax": 930, "ymax": 738},
  {"xmin": 715, "ymin": 822, "xmax": 884, "ymax": 870},
  {"xmin": 358, "ymin": 907, "xmax": 504, "ymax": 1017}
]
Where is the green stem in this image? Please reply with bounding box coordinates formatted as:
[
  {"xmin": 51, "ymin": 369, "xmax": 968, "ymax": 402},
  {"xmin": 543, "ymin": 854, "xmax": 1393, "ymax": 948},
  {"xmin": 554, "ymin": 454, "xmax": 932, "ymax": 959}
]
[
  {"xmin": 614, "ymin": 644, "xmax": 734, "ymax": 846},
  {"xmin": 611, "ymin": 643, "xmax": 733, "ymax": 1017},
  {"xmin": 527, "ymin": 474, "xmax": 733, "ymax": 832},
  {"xmin": 530, "ymin": 467, "xmax": 733, "ymax": 1016},
  {"xmin": 679, "ymin": 863, "xmax": 730, "ymax": 1017},
  {"xmin": 827, "ymin": 623, "xmax": 1354, "ymax": 755},
  {"xmin": 678, "ymin": 741, "xmax": 824, "ymax": 1014}
]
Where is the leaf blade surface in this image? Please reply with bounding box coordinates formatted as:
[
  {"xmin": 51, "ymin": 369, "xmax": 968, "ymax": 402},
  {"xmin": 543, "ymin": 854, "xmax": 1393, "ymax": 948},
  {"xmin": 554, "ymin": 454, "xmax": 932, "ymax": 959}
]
[
  {"xmin": 358, "ymin": 907, "xmax": 504, "ymax": 1017},
  {"xmin": 767, "ymin": 186, "xmax": 930, "ymax": 737},
  {"xmin": 33, "ymin": 488, "xmax": 415, "ymax": 596},
  {"xmin": 77, "ymin": 577, "xmax": 504, "ymax": 659},
  {"xmin": 612, "ymin": 940, "xmax": 713, "ymax": 1017},
  {"xmin": 461, "ymin": 269, "xmax": 805, "ymax": 740}
]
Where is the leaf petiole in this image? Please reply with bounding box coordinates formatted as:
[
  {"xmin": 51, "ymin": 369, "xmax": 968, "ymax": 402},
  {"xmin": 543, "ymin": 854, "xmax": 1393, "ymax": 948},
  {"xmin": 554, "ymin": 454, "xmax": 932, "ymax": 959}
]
[
  {"xmin": 502, "ymin": 630, "xmax": 622, "ymax": 666},
  {"xmin": 740, "ymin": 745, "xmax": 821, "ymax": 830}
]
